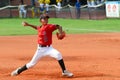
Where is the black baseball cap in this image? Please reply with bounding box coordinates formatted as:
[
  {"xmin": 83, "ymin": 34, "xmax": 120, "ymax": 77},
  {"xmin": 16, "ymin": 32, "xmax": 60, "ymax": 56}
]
[{"xmin": 40, "ymin": 15, "xmax": 49, "ymax": 20}]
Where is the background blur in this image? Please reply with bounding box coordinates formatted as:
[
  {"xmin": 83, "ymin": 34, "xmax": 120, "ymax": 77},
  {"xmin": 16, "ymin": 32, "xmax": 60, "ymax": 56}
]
[{"xmin": 0, "ymin": 0, "xmax": 119, "ymax": 19}]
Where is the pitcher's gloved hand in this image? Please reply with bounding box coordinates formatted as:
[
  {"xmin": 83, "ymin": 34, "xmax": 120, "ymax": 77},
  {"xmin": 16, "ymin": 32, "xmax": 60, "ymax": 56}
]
[{"xmin": 56, "ymin": 31, "xmax": 66, "ymax": 40}]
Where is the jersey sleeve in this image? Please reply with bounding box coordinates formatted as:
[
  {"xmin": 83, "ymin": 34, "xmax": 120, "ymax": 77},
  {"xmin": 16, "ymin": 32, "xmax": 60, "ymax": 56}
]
[
  {"xmin": 47, "ymin": 24, "xmax": 57, "ymax": 32},
  {"xmin": 36, "ymin": 26, "xmax": 42, "ymax": 31}
]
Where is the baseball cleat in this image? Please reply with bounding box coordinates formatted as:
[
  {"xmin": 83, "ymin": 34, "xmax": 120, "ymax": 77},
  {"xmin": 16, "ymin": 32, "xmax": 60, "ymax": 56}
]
[
  {"xmin": 62, "ymin": 70, "xmax": 73, "ymax": 77},
  {"xmin": 11, "ymin": 67, "xmax": 21, "ymax": 76}
]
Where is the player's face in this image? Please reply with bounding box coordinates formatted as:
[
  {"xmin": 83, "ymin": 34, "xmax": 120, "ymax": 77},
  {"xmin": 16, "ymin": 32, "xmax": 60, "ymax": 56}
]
[{"xmin": 40, "ymin": 18, "xmax": 48, "ymax": 25}]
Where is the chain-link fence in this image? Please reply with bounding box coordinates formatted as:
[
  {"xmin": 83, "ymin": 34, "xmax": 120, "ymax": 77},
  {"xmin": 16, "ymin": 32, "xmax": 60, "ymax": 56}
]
[
  {"xmin": 0, "ymin": 0, "xmax": 10, "ymax": 7},
  {"xmin": 0, "ymin": 3, "xmax": 106, "ymax": 19}
]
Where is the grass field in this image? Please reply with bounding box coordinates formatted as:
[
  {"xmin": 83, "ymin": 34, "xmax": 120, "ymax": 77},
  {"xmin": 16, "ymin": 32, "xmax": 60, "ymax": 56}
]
[{"xmin": 0, "ymin": 18, "xmax": 120, "ymax": 36}]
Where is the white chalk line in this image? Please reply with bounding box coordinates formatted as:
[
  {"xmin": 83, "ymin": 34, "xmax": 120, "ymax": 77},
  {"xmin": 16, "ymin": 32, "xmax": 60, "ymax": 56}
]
[{"xmin": 64, "ymin": 28, "xmax": 120, "ymax": 32}]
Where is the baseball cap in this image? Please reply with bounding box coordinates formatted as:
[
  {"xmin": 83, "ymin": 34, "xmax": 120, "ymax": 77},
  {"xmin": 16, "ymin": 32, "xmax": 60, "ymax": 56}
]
[{"xmin": 40, "ymin": 15, "xmax": 49, "ymax": 20}]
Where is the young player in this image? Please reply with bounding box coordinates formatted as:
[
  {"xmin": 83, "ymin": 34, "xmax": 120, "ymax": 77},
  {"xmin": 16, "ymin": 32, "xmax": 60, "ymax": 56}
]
[
  {"xmin": 37, "ymin": 0, "xmax": 45, "ymax": 14},
  {"xmin": 18, "ymin": 3, "xmax": 27, "ymax": 18},
  {"xmin": 75, "ymin": 0, "xmax": 81, "ymax": 19},
  {"xmin": 56, "ymin": 0, "xmax": 62, "ymax": 11},
  {"xmin": 11, "ymin": 15, "xmax": 73, "ymax": 77},
  {"xmin": 44, "ymin": 0, "xmax": 51, "ymax": 14}
]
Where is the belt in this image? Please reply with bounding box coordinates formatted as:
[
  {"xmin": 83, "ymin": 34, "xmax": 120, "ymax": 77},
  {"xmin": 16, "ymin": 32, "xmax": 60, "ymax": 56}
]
[{"xmin": 39, "ymin": 44, "xmax": 50, "ymax": 47}]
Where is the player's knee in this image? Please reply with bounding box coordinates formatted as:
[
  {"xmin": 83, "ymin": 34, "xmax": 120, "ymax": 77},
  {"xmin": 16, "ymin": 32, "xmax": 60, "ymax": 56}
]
[
  {"xmin": 56, "ymin": 53, "xmax": 62, "ymax": 60},
  {"xmin": 26, "ymin": 62, "xmax": 36, "ymax": 69}
]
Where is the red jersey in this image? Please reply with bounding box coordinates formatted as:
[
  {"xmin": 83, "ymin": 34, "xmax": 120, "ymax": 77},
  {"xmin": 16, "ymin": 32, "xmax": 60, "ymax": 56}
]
[{"xmin": 37, "ymin": 24, "xmax": 57, "ymax": 45}]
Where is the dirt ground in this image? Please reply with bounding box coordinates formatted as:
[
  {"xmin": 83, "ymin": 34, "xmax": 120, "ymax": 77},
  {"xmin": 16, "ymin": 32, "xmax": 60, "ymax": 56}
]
[{"xmin": 0, "ymin": 33, "xmax": 120, "ymax": 80}]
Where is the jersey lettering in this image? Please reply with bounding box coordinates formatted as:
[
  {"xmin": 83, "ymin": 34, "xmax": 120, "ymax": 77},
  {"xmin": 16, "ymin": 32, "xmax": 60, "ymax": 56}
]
[{"xmin": 37, "ymin": 24, "xmax": 57, "ymax": 45}]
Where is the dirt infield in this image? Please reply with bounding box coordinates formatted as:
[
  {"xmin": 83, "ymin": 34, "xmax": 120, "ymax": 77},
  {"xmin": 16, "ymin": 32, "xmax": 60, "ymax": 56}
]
[{"xmin": 0, "ymin": 33, "xmax": 120, "ymax": 80}]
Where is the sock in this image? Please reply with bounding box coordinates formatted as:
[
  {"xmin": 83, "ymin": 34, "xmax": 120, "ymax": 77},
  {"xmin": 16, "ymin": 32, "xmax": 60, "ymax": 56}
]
[
  {"xmin": 18, "ymin": 65, "xmax": 27, "ymax": 74},
  {"xmin": 58, "ymin": 59, "xmax": 66, "ymax": 72}
]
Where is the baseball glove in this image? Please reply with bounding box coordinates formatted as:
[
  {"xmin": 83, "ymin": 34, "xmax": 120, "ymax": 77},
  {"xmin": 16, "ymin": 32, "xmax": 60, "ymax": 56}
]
[{"xmin": 56, "ymin": 31, "xmax": 66, "ymax": 40}]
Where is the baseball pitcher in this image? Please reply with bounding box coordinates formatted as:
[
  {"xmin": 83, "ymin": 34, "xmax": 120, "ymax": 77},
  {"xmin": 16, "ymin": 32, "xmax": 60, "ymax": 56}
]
[{"xmin": 11, "ymin": 14, "xmax": 73, "ymax": 77}]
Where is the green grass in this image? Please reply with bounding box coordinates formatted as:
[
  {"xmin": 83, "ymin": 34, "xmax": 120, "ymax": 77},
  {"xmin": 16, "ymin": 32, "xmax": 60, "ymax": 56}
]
[
  {"xmin": 0, "ymin": 18, "xmax": 120, "ymax": 36},
  {"xmin": 0, "ymin": 18, "xmax": 38, "ymax": 36}
]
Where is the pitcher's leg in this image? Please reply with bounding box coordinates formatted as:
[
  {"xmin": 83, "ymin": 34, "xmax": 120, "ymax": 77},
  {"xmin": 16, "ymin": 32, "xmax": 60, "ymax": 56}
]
[
  {"xmin": 26, "ymin": 48, "xmax": 43, "ymax": 69},
  {"xmin": 58, "ymin": 59, "xmax": 66, "ymax": 72},
  {"xmin": 48, "ymin": 47, "xmax": 73, "ymax": 77},
  {"xmin": 11, "ymin": 47, "xmax": 43, "ymax": 76}
]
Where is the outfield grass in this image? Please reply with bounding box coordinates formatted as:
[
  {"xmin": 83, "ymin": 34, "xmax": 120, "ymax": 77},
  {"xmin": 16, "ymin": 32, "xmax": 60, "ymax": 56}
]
[{"xmin": 0, "ymin": 18, "xmax": 120, "ymax": 36}]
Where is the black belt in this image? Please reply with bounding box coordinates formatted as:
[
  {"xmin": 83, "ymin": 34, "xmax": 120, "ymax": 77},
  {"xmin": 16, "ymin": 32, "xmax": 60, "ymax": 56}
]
[{"xmin": 39, "ymin": 44, "xmax": 50, "ymax": 47}]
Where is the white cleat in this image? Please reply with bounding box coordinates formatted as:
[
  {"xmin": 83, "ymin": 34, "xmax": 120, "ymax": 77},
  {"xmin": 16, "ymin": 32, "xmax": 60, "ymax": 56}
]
[
  {"xmin": 11, "ymin": 67, "xmax": 21, "ymax": 76},
  {"xmin": 62, "ymin": 70, "xmax": 73, "ymax": 77}
]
